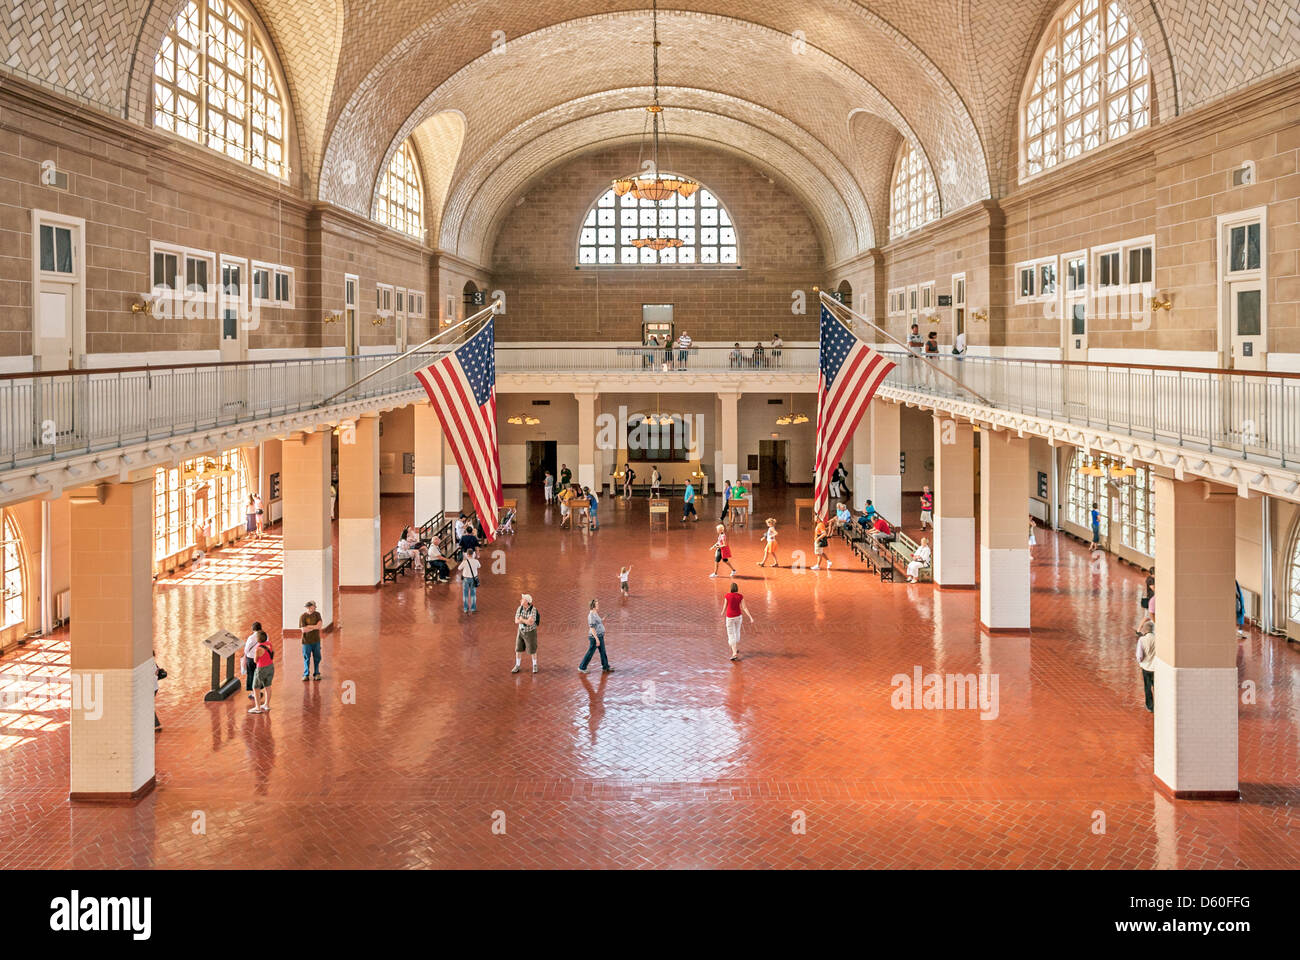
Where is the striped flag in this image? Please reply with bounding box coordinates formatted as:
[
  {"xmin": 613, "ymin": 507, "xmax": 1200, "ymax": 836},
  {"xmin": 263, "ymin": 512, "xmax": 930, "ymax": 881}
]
[
  {"xmin": 814, "ymin": 304, "xmax": 896, "ymax": 520},
  {"xmin": 414, "ymin": 318, "xmax": 503, "ymax": 542}
]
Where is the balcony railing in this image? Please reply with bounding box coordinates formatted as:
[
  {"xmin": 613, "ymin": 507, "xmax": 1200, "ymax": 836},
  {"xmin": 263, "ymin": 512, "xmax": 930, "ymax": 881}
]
[
  {"xmin": 877, "ymin": 350, "xmax": 1300, "ymax": 468},
  {"xmin": 0, "ymin": 344, "xmax": 1296, "ymax": 472}
]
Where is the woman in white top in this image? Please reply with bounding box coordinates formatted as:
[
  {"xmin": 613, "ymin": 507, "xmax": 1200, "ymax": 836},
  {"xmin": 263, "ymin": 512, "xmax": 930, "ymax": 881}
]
[
  {"xmin": 240, "ymin": 622, "xmax": 262, "ymax": 700},
  {"xmin": 906, "ymin": 537, "xmax": 932, "ymax": 582},
  {"xmin": 458, "ymin": 548, "xmax": 481, "ymax": 613},
  {"xmin": 395, "ymin": 528, "xmax": 415, "ymax": 560},
  {"xmin": 650, "ymin": 467, "xmax": 661, "ymax": 498}
]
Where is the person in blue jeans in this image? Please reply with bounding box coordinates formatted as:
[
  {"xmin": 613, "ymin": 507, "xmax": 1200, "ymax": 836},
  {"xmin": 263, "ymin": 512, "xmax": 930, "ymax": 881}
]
[
  {"xmin": 578, "ymin": 598, "xmax": 614, "ymax": 673},
  {"xmin": 584, "ymin": 486, "xmax": 599, "ymax": 529},
  {"xmin": 459, "ymin": 548, "xmax": 481, "ymax": 613},
  {"xmin": 1089, "ymin": 503, "xmax": 1101, "ymax": 552},
  {"xmin": 299, "ymin": 601, "xmax": 323, "ymax": 681},
  {"xmin": 682, "ymin": 481, "xmax": 698, "ymax": 521}
]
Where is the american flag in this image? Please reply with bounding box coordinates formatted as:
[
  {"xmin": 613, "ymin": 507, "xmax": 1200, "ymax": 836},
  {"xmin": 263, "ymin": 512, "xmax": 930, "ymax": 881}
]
[
  {"xmin": 814, "ymin": 304, "xmax": 896, "ymax": 520},
  {"xmin": 414, "ymin": 318, "xmax": 503, "ymax": 542}
]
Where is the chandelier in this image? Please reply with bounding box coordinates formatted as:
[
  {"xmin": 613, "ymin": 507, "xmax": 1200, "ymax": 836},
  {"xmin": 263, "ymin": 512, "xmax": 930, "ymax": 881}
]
[
  {"xmin": 612, "ymin": 0, "xmax": 697, "ymax": 250},
  {"xmin": 507, "ymin": 415, "xmax": 540, "ymax": 426},
  {"xmin": 774, "ymin": 394, "xmax": 809, "ymax": 426},
  {"xmin": 180, "ymin": 457, "xmax": 236, "ymax": 484}
]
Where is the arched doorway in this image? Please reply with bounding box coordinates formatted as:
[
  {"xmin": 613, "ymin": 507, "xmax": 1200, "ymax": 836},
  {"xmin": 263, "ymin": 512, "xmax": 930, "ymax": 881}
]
[
  {"xmin": 836, "ymin": 279, "xmax": 853, "ymax": 310},
  {"xmin": 462, "ymin": 280, "xmax": 481, "ymax": 322}
]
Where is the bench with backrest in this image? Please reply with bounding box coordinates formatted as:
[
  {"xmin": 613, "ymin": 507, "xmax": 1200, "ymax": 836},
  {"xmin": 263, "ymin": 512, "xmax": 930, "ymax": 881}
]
[
  {"xmin": 886, "ymin": 529, "xmax": 932, "ymax": 582},
  {"xmin": 382, "ymin": 548, "xmax": 412, "ymax": 582}
]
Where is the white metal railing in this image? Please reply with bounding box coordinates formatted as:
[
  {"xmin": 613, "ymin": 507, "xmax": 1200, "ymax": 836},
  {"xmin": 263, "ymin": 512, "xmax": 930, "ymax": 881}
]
[
  {"xmin": 1, "ymin": 343, "xmax": 1297, "ymax": 472},
  {"xmin": 877, "ymin": 350, "xmax": 1300, "ymax": 468}
]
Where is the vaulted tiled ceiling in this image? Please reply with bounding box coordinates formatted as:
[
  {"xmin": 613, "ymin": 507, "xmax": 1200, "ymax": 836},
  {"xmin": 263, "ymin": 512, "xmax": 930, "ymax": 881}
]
[{"xmin": 4, "ymin": 1, "xmax": 1297, "ymax": 267}]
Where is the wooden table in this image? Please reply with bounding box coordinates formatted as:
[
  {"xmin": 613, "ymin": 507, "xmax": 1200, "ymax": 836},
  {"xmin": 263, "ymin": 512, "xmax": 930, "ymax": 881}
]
[
  {"xmin": 648, "ymin": 498, "xmax": 669, "ymax": 530},
  {"xmin": 795, "ymin": 498, "xmax": 815, "ymax": 527},
  {"xmin": 727, "ymin": 498, "xmax": 750, "ymax": 526}
]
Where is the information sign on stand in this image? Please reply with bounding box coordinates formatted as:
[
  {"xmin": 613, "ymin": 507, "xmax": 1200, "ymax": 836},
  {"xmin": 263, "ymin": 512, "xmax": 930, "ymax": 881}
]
[{"xmin": 202, "ymin": 630, "xmax": 245, "ymax": 702}]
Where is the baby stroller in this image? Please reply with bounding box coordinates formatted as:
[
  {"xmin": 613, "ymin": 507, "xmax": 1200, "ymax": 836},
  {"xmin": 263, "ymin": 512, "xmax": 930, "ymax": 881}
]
[{"xmin": 495, "ymin": 508, "xmax": 516, "ymax": 537}]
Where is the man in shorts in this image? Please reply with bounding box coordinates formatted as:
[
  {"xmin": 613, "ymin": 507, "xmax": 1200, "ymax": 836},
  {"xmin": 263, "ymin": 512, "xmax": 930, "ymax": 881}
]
[{"xmin": 512, "ymin": 594, "xmax": 540, "ymax": 674}]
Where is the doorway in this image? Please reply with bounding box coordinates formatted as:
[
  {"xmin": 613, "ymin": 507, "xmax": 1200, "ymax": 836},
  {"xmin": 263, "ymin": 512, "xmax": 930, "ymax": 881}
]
[
  {"xmin": 344, "ymin": 274, "xmax": 360, "ymax": 356},
  {"xmin": 526, "ymin": 440, "xmax": 557, "ymax": 489},
  {"xmin": 758, "ymin": 439, "xmax": 789, "ymax": 487},
  {"xmin": 219, "ymin": 255, "xmax": 248, "ymax": 362},
  {"xmin": 32, "ymin": 210, "xmax": 85, "ymax": 371}
]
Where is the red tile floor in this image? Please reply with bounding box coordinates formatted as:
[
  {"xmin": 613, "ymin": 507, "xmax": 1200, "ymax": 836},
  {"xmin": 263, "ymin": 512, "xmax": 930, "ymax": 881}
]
[{"xmin": 1, "ymin": 488, "xmax": 1297, "ymax": 869}]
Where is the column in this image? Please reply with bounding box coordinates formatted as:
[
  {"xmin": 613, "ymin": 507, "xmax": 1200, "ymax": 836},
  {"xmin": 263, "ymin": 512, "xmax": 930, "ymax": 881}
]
[
  {"xmin": 282, "ymin": 428, "xmax": 333, "ymax": 633},
  {"xmin": 1152, "ymin": 477, "xmax": 1239, "ymax": 798},
  {"xmin": 413, "ymin": 402, "xmax": 443, "ymax": 523},
  {"xmin": 443, "ymin": 438, "xmax": 463, "ymax": 517},
  {"xmin": 932, "ymin": 417, "xmax": 975, "ymax": 587},
  {"xmin": 69, "ymin": 479, "xmax": 154, "ymax": 800},
  {"xmin": 979, "ymin": 430, "xmax": 1030, "ymax": 630},
  {"xmin": 339, "ymin": 415, "xmax": 381, "ymax": 590},
  {"xmin": 851, "ymin": 416, "xmax": 871, "ymax": 511},
  {"xmin": 718, "ymin": 391, "xmax": 740, "ymax": 488},
  {"xmin": 869, "ymin": 400, "xmax": 901, "ymax": 523},
  {"xmin": 575, "ymin": 391, "xmax": 597, "ymax": 491}
]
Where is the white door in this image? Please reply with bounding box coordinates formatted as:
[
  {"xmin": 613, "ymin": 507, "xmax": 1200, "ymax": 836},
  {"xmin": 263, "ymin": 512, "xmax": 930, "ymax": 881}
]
[
  {"xmin": 220, "ymin": 257, "xmax": 248, "ymax": 363},
  {"xmin": 344, "ymin": 275, "xmax": 359, "ymax": 356},
  {"xmin": 395, "ymin": 287, "xmax": 407, "ymax": 353},
  {"xmin": 32, "ymin": 215, "xmax": 83, "ymax": 370},
  {"xmin": 1229, "ymin": 281, "xmax": 1265, "ymax": 371},
  {"xmin": 1062, "ymin": 253, "xmax": 1088, "ymax": 361}
]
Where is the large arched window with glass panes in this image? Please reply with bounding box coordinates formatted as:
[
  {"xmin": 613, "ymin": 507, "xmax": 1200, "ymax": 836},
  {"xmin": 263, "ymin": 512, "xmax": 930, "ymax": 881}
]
[
  {"xmin": 889, "ymin": 141, "xmax": 938, "ymax": 240},
  {"xmin": 1289, "ymin": 532, "xmax": 1300, "ymax": 627},
  {"xmin": 1022, "ymin": 0, "xmax": 1150, "ymax": 179},
  {"xmin": 578, "ymin": 176, "xmax": 738, "ymax": 265},
  {"xmin": 376, "ymin": 139, "xmax": 424, "ymax": 239},
  {"xmin": 2, "ymin": 512, "xmax": 24, "ymax": 631},
  {"xmin": 153, "ymin": 451, "xmax": 250, "ymax": 567},
  {"xmin": 1066, "ymin": 451, "xmax": 1155, "ymax": 555},
  {"xmin": 153, "ymin": 0, "xmax": 288, "ymax": 178}
]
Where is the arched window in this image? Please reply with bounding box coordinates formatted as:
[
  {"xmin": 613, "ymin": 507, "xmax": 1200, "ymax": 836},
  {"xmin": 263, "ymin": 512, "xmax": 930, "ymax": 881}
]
[
  {"xmin": 578, "ymin": 176, "xmax": 738, "ymax": 265},
  {"xmin": 153, "ymin": 0, "xmax": 287, "ymax": 178},
  {"xmin": 2, "ymin": 512, "xmax": 24, "ymax": 630},
  {"xmin": 1289, "ymin": 533, "xmax": 1300, "ymax": 625},
  {"xmin": 153, "ymin": 451, "xmax": 251, "ymax": 565},
  {"xmin": 376, "ymin": 139, "xmax": 424, "ymax": 239},
  {"xmin": 889, "ymin": 141, "xmax": 938, "ymax": 240},
  {"xmin": 1022, "ymin": 0, "xmax": 1150, "ymax": 178}
]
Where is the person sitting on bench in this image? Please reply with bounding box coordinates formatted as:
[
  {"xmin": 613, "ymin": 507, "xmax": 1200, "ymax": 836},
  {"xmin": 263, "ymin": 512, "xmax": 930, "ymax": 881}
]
[
  {"xmin": 906, "ymin": 537, "xmax": 932, "ymax": 583},
  {"xmin": 426, "ymin": 539, "xmax": 451, "ymax": 582},
  {"xmin": 871, "ymin": 516, "xmax": 895, "ymax": 543}
]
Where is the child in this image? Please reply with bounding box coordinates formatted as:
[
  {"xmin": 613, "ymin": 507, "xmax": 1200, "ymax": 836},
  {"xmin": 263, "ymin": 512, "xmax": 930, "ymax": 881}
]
[
  {"xmin": 811, "ymin": 518, "xmax": 833, "ymax": 570},
  {"xmin": 757, "ymin": 518, "xmax": 779, "ymax": 568},
  {"xmin": 619, "ymin": 565, "xmax": 632, "ymax": 597},
  {"xmin": 709, "ymin": 525, "xmax": 736, "ymax": 578}
]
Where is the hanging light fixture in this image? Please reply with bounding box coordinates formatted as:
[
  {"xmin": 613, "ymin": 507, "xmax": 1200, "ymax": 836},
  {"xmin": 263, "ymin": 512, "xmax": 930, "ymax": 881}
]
[
  {"xmin": 507, "ymin": 415, "xmax": 541, "ymax": 426},
  {"xmin": 774, "ymin": 394, "xmax": 809, "ymax": 426},
  {"xmin": 612, "ymin": 0, "xmax": 697, "ymax": 251}
]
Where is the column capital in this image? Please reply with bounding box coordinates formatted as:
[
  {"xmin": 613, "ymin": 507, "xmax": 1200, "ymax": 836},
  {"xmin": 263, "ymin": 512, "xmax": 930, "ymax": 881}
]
[{"xmin": 573, "ymin": 391, "xmax": 599, "ymax": 402}]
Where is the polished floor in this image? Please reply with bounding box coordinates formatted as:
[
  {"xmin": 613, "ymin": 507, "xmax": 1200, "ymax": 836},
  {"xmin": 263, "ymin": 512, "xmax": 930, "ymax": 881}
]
[{"xmin": 1, "ymin": 487, "xmax": 1298, "ymax": 869}]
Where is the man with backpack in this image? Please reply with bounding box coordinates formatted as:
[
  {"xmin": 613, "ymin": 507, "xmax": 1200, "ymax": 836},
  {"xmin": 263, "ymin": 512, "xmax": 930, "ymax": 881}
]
[{"xmin": 512, "ymin": 594, "xmax": 540, "ymax": 674}]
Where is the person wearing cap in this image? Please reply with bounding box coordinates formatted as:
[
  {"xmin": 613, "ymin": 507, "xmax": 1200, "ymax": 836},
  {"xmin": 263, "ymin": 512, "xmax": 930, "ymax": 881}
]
[{"xmin": 299, "ymin": 601, "xmax": 323, "ymax": 681}]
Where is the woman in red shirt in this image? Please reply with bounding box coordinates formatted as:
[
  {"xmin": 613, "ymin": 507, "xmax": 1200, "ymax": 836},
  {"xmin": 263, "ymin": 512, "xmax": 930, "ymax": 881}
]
[
  {"xmin": 721, "ymin": 583, "xmax": 755, "ymax": 661},
  {"xmin": 249, "ymin": 630, "xmax": 275, "ymax": 714}
]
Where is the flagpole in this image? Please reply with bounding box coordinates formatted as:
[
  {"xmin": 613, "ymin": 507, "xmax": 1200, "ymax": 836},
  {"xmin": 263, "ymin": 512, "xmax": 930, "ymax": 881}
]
[
  {"xmin": 318, "ymin": 302, "xmax": 499, "ymax": 406},
  {"xmin": 815, "ymin": 288, "xmax": 992, "ymax": 406}
]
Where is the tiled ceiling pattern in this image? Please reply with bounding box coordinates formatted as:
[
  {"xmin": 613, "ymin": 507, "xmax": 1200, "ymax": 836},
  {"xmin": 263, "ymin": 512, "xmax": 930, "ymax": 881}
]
[
  {"xmin": 403, "ymin": 111, "xmax": 467, "ymax": 245},
  {"xmin": 3, "ymin": 1, "xmax": 1297, "ymax": 262}
]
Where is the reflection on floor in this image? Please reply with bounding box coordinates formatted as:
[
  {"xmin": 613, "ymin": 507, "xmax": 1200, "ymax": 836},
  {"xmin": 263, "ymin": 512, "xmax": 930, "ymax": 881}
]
[{"xmin": 1, "ymin": 488, "xmax": 1297, "ymax": 868}]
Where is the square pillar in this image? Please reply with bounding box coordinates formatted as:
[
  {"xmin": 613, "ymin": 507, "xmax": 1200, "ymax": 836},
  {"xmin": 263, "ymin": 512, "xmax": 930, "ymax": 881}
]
[
  {"xmin": 339, "ymin": 415, "xmax": 381, "ymax": 589},
  {"xmin": 575, "ymin": 391, "xmax": 598, "ymax": 491},
  {"xmin": 851, "ymin": 415, "xmax": 871, "ymax": 510},
  {"xmin": 869, "ymin": 401, "xmax": 901, "ymax": 523},
  {"xmin": 443, "ymin": 437, "xmax": 463, "ymax": 517},
  {"xmin": 719, "ymin": 391, "xmax": 740, "ymax": 489},
  {"xmin": 282, "ymin": 429, "xmax": 333, "ymax": 633},
  {"xmin": 933, "ymin": 417, "xmax": 975, "ymax": 587},
  {"xmin": 979, "ymin": 430, "xmax": 1030, "ymax": 631},
  {"xmin": 413, "ymin": 401, "xmax": 443, "ymax": 523},
  {"xmin": 1152, "ymin": 477, "xmax": 1239, "ymax": 798},
  {"xmin": 69, "ymin": 478, "xmax": 156, "ymax": 800}
]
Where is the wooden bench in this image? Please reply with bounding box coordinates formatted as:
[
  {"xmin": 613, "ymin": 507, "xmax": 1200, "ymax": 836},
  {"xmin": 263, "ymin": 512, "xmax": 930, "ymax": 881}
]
[
  {"xmin": 648, "ymin": 498, "xmax": 669, "ymax": 530},
  {"xmin": 887, "ymin": 532, "xmax": 932, "ymax": 582},
  {"xmin": 795, "ymin": 498, "xmax": 815, "ymax": 528},
  {"xmin": 382, "ymin": 548, "xmax": 412, "ymax": 582}
]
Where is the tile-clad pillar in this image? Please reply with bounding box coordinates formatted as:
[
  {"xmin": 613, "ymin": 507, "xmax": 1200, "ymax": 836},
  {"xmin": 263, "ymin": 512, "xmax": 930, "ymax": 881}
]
[
  {"xmin": 719, "ymin": 391, "xmax": 740, "ymax": 489},
  {"xmin": 979, "ymin": 430, "xmax": 1030, "ymax": 630},
  {"xmin": 869, "ymin": 400, "xmax": 901, "ymax": 524},
  {"xmin": 851, "ymin": 415, "xmax": 871, "ymax": 511},
  {"xmin": 443, "ymin": 440, "xmax": 463, "ymax": 517},
  {"xmin": 1152, "ymin": 477, "xmax": 1239, "ymax": 798},
  {"xmin": 282, "ymin": 429, "xmax": 333, "ymax": 633},
  {"xmin": 339, "ymin": 415, "xmax": 381, "ymax": 590},
  {"xmin": 576, "ymin": 391, "xmax": 597, "ymax": 491},
  {"xmin": 69, "ymin": 479, "xmax": 155, "ymax": 800},
  {"xmin": 932, "ymin": 417, "xmax": 975, "ymax": 587},
  {"xmin": 413, "ymin": 402, "xmax": 443, "ymax": 523}
]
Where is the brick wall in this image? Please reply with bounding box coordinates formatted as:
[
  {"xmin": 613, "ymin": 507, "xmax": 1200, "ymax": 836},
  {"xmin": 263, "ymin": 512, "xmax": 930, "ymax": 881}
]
[{"xmin": 489, "ymin": 144, "xmax": 825, "ymax": 342}]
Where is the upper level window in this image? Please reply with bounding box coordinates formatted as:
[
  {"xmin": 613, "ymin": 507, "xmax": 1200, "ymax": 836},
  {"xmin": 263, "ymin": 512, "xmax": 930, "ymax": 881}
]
[
  {"xmin": 1023, "ymin": 0, "xmax": 1149, "ymax": 179},
  {"xmin": 153, "ymin": 0, "xmax": 287, "ymax": 178},
  {"xmin": 578, "ymin": 176, "xmax": 738, "ymax": 265},
  {"xmin": 376, "ymin": 139, "xmax": 424, "ymax": 240},
  {"xmin": 889, "ymin": 141, "xmax": 938, "ymax": 240}
]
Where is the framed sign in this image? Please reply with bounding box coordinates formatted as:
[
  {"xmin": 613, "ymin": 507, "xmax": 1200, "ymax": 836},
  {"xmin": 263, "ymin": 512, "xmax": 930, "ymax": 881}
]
[
  {"xmin": 937, "ymin": 295, "xmax": 952, "ymax": 307},
  {"xmin": 1037, "ymin": 471, "xmax": 1048, "ymax": 499}
]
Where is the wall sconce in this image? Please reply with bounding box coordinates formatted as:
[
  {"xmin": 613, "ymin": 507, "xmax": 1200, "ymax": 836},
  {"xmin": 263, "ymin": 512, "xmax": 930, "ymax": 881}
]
[
  {"xmin": 131, "ymin": 298, "xmax": 154, "ymax": 316},
  {"xmin": 323, "ymin": 311, "xmax": 341, "ymax": 324},
  {"xmin": 370, "ymin": 314, "xmax": 386, "ymax": 326},
  {"xmin": 1151, "ymin": 294, "xmax": 1173, "ymax": 312},
  {"xmin": 924, "ymin": 313, "xmax": 941, "ymax": 324},
  {"xmin": 971, "ymin": 308, "xmax": 989, "ymax": 323}
]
